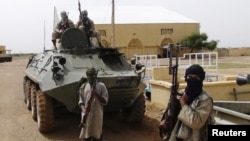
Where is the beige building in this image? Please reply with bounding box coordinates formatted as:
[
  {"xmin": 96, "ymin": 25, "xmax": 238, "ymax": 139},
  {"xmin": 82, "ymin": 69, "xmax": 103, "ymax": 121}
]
[
  {"xmin": 61, "ymin": 5, "xmax": 199, "ymax": 58},
  {"xmin": 0, "ymin": 45, "xmax": 9, "ymax": 54},
  {"xmin": 89, "ymin": 6, "xmax": 200, "ymax": 59}
]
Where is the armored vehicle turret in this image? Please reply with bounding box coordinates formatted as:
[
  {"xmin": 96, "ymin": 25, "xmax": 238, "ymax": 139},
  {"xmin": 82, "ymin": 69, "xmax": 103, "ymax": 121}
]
[{"xmin": 23, "ymin": 28, "xmax": 146, "ymax": 133}]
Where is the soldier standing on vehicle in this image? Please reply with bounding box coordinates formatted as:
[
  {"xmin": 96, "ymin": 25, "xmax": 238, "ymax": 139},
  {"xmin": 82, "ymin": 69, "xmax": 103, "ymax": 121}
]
[
  {"xmin": 169, "ymin": 64, "xmax": 215, "ymax": 141},
  {"xmin": 76, "ymin": 10, "xmax": 103, "ymax": 47},
  {"xmin": 51, "ymin": 11, "xmax": 75, "ymax": 48},
  {"xmin": 78, "ymin": 67, "xmax": 108, "ymax": 141}
]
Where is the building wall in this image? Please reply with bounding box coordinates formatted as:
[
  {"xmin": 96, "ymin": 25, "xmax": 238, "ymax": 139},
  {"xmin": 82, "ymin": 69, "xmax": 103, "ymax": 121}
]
[
  {"xmin": 0, "ymin": 45, "xmax": 6, "ymax": 54},
  {"xmin": 95, "ymin": 23, "xmax": 199, "ymax": 59},
  {"xmin": 95, "ymin": 23, "xmax": 250, "ymax": 58},
  {"xmin": 217, "ymin": 47, "xmax": 250, "ymax": 56}
]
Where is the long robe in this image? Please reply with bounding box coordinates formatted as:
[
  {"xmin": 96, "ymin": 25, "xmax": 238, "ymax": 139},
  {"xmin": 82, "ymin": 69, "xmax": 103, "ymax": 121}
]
[{"xmin": 78, "ymin": 82, "xmax": 108, "ymax": 139}]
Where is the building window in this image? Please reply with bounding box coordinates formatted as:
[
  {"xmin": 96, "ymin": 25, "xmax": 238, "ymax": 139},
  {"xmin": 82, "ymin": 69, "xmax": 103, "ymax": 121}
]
[
  {"xmin": 161, "ymin": 28, "xmax": 173, "ymax": 35},
  {"xmin": 98, "ymin": 30, "xmax": 106, "ymax": 36}
]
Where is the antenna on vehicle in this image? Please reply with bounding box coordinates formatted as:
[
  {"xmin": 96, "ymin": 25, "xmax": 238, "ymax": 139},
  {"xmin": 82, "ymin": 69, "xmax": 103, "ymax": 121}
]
[
  {"xmin": 111, "ymin": 0, "xmax": 115, "ymax": 48},
  {"xmin": 43, "ymin": 20, "xmax": 46, "ymax": 51}
]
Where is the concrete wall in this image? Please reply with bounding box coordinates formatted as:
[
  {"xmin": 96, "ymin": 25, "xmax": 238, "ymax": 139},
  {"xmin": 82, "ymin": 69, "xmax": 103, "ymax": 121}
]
[
  {"xmin": 217, "ymin": 47, "xmax": 250, "ymax": 56},
  {"xmin": 149, "ymin": 67, "xmax": 250, "ymax": 108}
]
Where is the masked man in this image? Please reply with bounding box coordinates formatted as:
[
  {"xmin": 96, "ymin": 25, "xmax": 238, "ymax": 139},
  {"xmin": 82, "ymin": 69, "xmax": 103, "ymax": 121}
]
[
  {"xmin": 78, "ymin": 68, "xmax": 108, "ymax": 141},
  {"xmin": 169, "ymin": 64, "xmax": 215, "ymax": 141}
]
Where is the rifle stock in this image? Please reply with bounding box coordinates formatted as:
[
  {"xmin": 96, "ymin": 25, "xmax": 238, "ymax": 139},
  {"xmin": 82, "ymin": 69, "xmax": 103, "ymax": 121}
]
[{"xmin": 159, "ymin": 43, "xmax": 181, "ymax": 140}]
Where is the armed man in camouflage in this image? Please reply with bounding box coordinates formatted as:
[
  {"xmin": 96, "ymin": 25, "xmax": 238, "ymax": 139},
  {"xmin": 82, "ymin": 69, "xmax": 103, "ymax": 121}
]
[
  {"xmin": 76, "ymin": 10, "xmax": 103, "ymax": 47},
  {"xmin": 51, "ymin": 11, "xmax": 75, "ymax": 48},
  {"xmin": 169, "ymin": 64, "xmax": 215, "ymax": 141}
]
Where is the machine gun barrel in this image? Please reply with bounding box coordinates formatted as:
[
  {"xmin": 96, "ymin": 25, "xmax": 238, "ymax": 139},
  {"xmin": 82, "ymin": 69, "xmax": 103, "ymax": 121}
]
[{"xmin": 236, "ymin": 74, "xmax": 250, "ymax": 85}]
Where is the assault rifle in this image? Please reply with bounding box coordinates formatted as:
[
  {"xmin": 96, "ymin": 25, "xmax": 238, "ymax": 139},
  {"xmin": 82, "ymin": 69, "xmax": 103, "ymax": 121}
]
[
  {"xmin": 77, "ymin": 0, "xmax": 83, "ymax": 27},
  {"xmin": 159, "ymin": 43, "xmax": 182, "ymax": 140},
  {"xmin": 79, "ymin": 82, "xmax": 96, "ymax": 128},
  {"xmin": 78, "ymin": 0, "xmax": 82, "ymax": 18}
]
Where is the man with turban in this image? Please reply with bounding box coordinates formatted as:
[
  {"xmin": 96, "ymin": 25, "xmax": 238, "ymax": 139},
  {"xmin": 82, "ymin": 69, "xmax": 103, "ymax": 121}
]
[{"xmin": 78, "ymin": 67, "xmax": 108, "ymax": 141}]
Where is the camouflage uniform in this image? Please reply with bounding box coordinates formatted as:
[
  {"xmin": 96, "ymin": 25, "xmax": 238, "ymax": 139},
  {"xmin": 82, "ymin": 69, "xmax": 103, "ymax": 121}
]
[
  {"xmin": 169, "ymin": 91, "xmax": 215, "ymax": 141},
  {"xmin": 76, "ymin": 10, "xmax": 103, "ymax": 47},
  {"xmin": 169, "ymin": 64, "xmax": 215, "ymax": 141},
  {"xmin": 52, "ymin": 11, "xmax": 75, "ymax": 48}
]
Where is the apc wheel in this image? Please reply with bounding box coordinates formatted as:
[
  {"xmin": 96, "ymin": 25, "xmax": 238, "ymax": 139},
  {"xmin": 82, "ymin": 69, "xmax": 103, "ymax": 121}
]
[
  {"xmin": 36, "ymin": 90, "xmax": 54, "ymax": 133},
  {"xmin": 23, "ymin": 77, "xmax": 27, "ymax": 103},
  {"xmin": 122, "ymin": 93, "xmax": 145, "ymax": 123},
  {"xmin": 31, "ymin": 84, "xmax": 37, "ymax": 121},
  {"xmin": 25, "ymin": 79, "xmax": 31, "ymax": 111}
]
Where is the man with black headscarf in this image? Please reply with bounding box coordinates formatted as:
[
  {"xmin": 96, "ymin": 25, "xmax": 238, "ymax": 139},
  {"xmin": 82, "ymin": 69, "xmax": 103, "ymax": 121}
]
[{"xmin": 169, "ymin": 64, "xmax": 215, "ymax": 141}]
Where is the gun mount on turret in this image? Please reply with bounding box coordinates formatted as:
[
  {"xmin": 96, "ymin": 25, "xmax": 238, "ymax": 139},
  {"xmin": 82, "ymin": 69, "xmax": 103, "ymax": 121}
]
[{"xmin": 236, "ymin": 74, "xmax": 250, "ymax": 86}]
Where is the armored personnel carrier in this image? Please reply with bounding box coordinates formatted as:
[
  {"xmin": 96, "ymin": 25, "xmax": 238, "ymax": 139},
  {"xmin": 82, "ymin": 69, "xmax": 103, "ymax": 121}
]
[{"xmin": 23, "ymin": 28, "xmax": 146, "ymax": 133}]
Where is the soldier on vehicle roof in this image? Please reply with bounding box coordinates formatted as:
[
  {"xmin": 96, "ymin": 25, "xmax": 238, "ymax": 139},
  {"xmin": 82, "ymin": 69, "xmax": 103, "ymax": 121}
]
[
  {"xmin": 51, "ymin": 11, "xmax": 75, "ymax": 48},
  {"xmin": 76, "ymin": 10, "xmax": 103, "ymax": 47}
]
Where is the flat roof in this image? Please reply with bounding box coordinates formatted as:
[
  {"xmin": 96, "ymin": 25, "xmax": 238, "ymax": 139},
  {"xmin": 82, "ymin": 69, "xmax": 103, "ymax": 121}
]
[{"xmin": 56, "ymin": 5, "xmax": 198, "ymax": 24}]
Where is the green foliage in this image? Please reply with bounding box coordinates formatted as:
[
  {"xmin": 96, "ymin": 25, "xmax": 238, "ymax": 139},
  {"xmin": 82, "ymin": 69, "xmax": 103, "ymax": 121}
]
[
  {"xmin": 205, "ymin": 40, "xmax": 217, "ymax": 50},
  {"xmin": 180, "ymin": 32, "xmax": 217, "ymax": 52}
]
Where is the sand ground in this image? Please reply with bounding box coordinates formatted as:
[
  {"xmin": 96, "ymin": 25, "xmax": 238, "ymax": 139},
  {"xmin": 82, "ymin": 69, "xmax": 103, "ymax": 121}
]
[{"xmin": 0, "ymin": 56, "xmax": 249, "ymax": 141}]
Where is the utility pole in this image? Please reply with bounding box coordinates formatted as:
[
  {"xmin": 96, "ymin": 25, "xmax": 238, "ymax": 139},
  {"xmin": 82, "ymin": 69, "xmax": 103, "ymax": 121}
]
[
  {"xmin": 111, "ymin": 0, "xmax": 115, "ymax": 48},
  {"xmin": 44, "ymin": 20, "xmax": 46, "ymax": 51}
]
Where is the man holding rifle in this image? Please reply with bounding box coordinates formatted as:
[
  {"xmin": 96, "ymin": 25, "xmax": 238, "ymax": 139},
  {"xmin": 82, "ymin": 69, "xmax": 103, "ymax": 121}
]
[
  {"xmin": 78, "ymin": 67, "xmax": 109, "ymax": 141},
  {"xmin": 170, "ymin": 64, "xmax": 215, "ymax": 141},
  {"xmin": 159, "ymin": 43, "xmax": 215, "ymax": 141},
  {"xmin": 76, "ymin": 10, "xmax": 103, "ymax": 47}
]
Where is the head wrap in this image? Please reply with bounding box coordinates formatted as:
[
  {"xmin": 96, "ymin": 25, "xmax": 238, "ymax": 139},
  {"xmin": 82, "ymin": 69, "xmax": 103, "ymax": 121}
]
[
  {"xmin": 81, "ymin": 10, "xmax": 88, "ymax": 20},
  {"xmin": 86, "ymin": 68, "xmax": 98, "ymax": 86},
  {"xmin": 184, "ymin": 64, "xmax": 205, "ymax": 105},
  {"xmin": 86, "ymin": 67, "xmax": 97, "ymax": 76},
  {"xmin": 81, "ymin": 10, "xmax": 88, "ymax": 15},
  {"xmin": 185, "ymin": 64, "xmax": 206, "ymax": 81},
  {"xmin": 60, "ymin": 11, "xmax": 68, "ymax": 21}
]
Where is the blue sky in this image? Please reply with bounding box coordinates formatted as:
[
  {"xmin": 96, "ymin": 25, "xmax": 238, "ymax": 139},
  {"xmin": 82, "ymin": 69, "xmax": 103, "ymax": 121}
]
[{"xmin": 0, "ymin": 0, "xmax": 249, "ymax": 53}]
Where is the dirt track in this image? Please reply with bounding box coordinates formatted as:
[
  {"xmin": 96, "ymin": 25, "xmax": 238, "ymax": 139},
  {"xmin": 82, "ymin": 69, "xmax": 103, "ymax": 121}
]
[
  {"xmin": 0, "ymin": 57, "xmax": 162, "ymax": 141},
  {"xmin": 0, "ymin": 56, "xmax": 249, "ymax": 141}
]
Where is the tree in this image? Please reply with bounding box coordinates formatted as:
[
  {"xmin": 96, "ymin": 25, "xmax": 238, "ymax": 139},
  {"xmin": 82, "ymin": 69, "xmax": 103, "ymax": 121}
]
[
  {"xmin": 204, "ymin": 40, "xmax": 217, "ymax": 51},
  {"xmin": 180, "ymin": 32, "xmax": 217, "ymax": 53}
]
